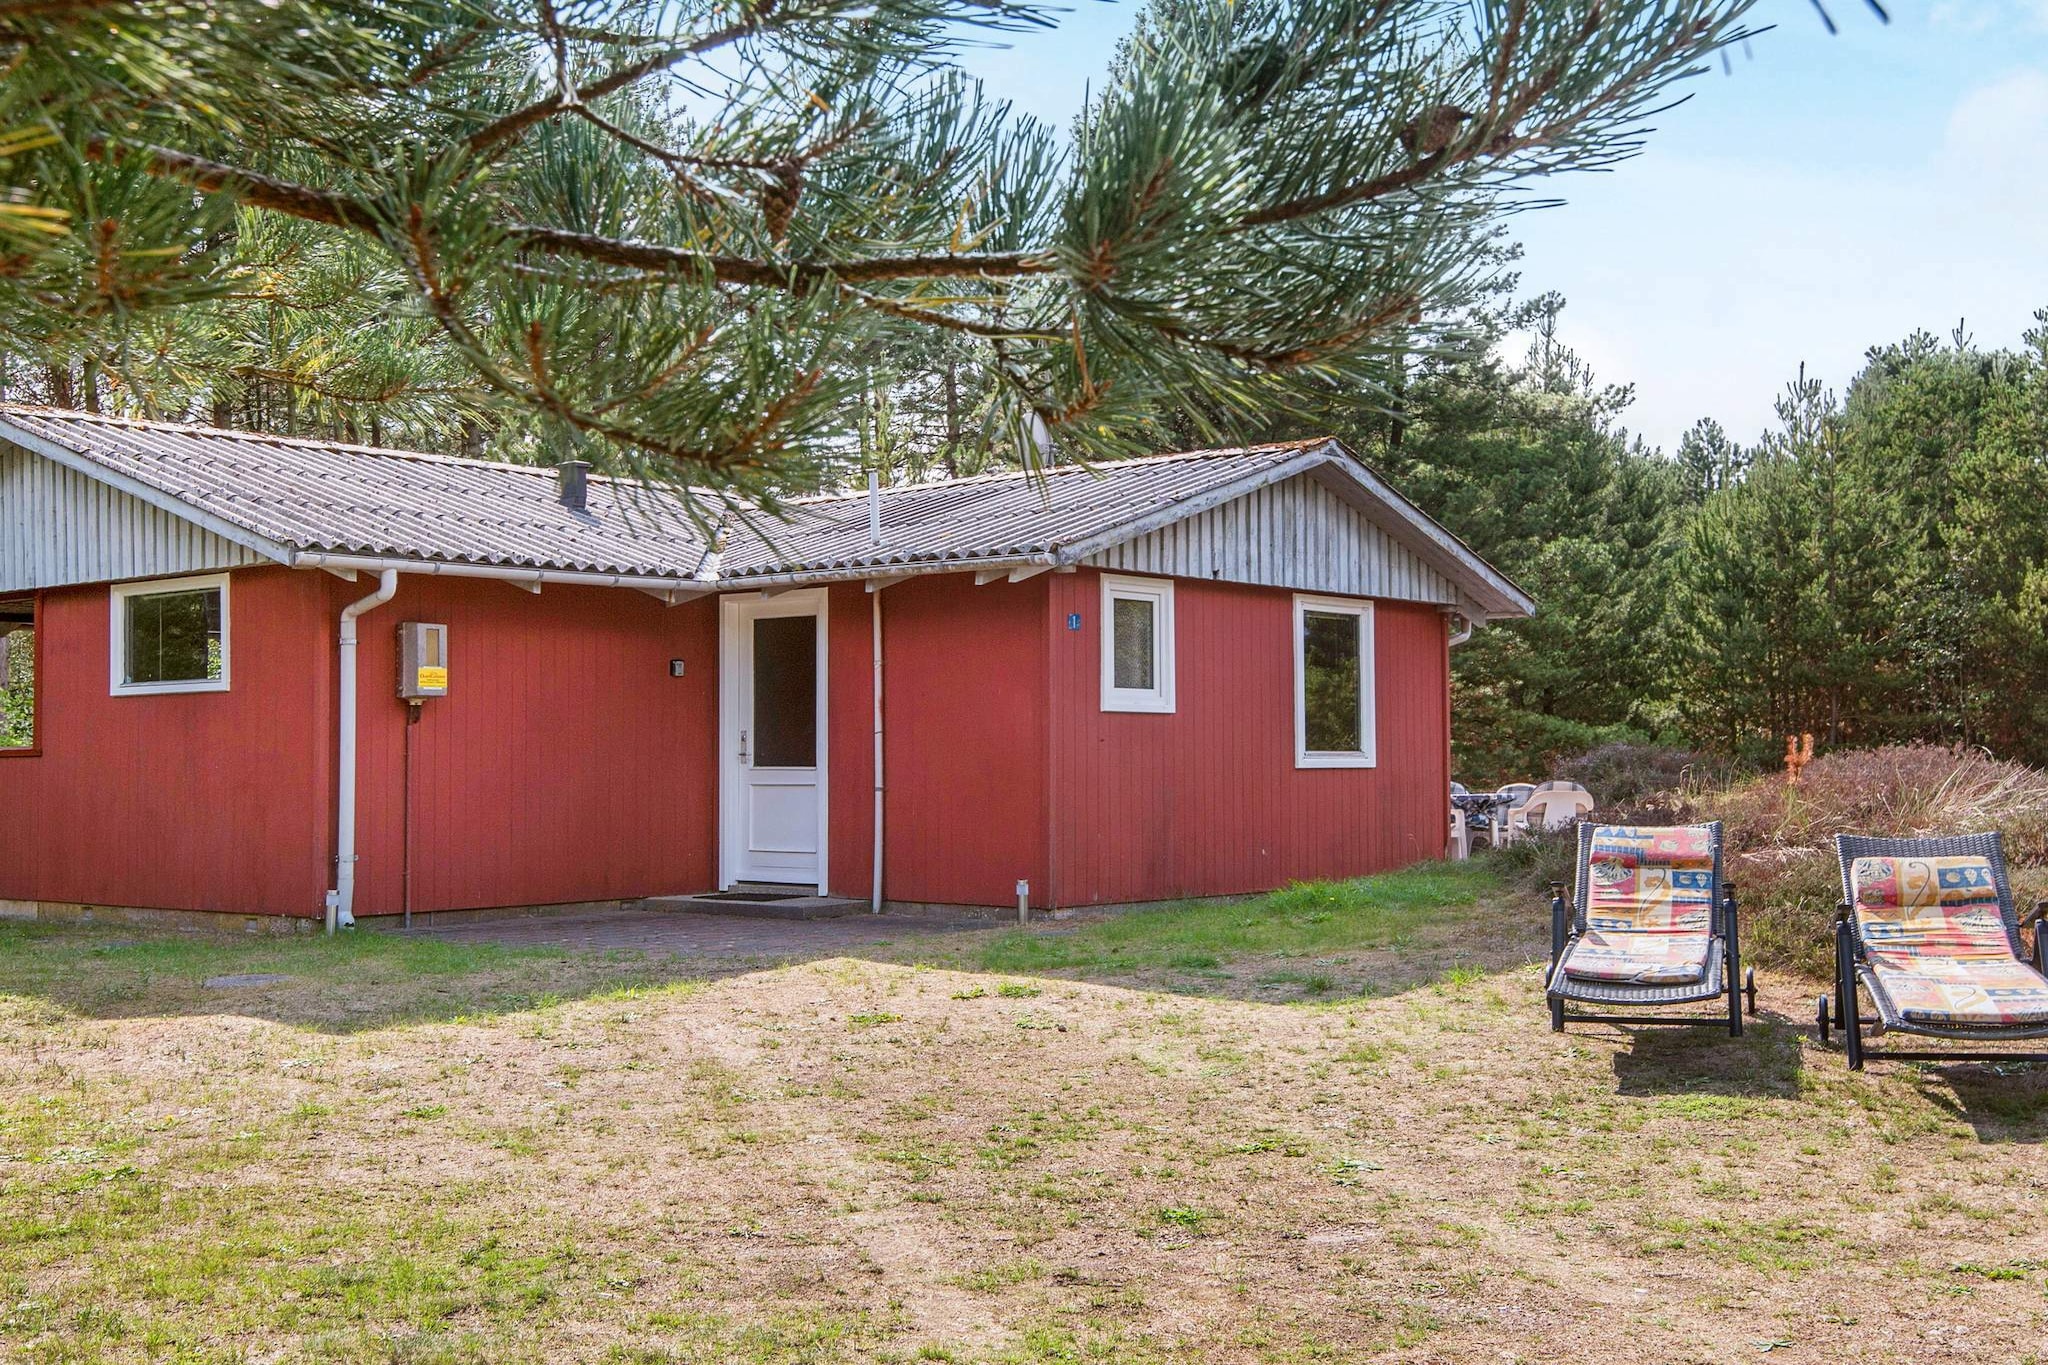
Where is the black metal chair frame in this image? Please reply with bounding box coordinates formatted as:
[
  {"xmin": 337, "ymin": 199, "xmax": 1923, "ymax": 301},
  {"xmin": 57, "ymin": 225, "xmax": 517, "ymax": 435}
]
[
  {"xmin": 1548, "ymin": 820, "xmax": 1756, "ymax": 1036},
  {"xmin": 1818, "ymin": 831, "xmax": 2048, "ymax": 1070}
]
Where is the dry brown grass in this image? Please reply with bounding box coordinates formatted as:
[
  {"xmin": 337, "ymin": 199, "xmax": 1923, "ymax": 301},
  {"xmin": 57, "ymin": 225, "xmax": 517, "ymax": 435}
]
[
  {"xmin": 4, "ymin": 881, "xmax": 2048, "ymax": 1364},
  {"xmin": 1503, "ymin": 744, "xmax": 2048, "ymax": 976},
  {"xmin": 1698, "ymin": 744, "xmax": 2048, "ymax": 975}
]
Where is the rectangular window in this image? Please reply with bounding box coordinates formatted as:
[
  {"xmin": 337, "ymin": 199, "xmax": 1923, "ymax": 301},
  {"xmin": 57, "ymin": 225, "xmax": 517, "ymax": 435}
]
[
  {"xmin": 1294, "ymin": 595, "xmax": 1374, "ymax": 768},
  {"xmin": 110, "ymin": 573, "xmax": 230, "ymax": 695},
  {"xmin": 1101, "ymin": 574, "xmax": 1174, "ymax": 713},
  {"xmin": 751, "ymin": 613, "xmax": 818, "ymax": 768},
  {"xmin": 0, "ymin": 597, "xmax": 36, "ymax": 753}
]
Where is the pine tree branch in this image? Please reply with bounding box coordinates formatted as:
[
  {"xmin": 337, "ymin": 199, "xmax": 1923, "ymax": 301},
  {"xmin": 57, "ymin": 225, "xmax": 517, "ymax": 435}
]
[
  {"xmin": 1236, "ymin": 4, "xmax": 1646, "ymax": 230},
  {"xmin": 463, "ymin": 4, "xmax": 777, "ymax": 157},
  {"xmin": 86, "ymin": 137, "xmax": 1059, "ymax": 287},
  {"xmin": 839, "ymin": 285, "xmax": 1055, "ymax": 339}
]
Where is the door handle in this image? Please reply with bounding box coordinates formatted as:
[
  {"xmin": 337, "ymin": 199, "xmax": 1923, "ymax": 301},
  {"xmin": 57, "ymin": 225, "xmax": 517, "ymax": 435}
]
[{"xmin": 739, "ymin": 729, "xmax": 749, "ymax": 765}]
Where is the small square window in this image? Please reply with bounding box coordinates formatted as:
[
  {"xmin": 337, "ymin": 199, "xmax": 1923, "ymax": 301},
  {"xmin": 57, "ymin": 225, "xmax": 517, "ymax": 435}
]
[
  {"xmin": 1100, "ymin": 574, "xmax": 1174, "ymax": 713},
  {"xmin": 111, "ymin": 574, "xmax": 230, "ymax": 695},
  {"xmin": 1294, "ymin": 595, "xmax": 1374, "ymax": 768}
]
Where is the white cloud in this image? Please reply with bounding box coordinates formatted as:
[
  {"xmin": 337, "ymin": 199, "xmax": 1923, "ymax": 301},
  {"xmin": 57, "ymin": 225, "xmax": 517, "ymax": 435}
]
[
  {"xmin": 1930, "ymin": 0, "xmax": 2048, "ymax": 32},
  {"xmin": 1943, "ymin": 68, "xmax": 2048, "ymax": 181}
]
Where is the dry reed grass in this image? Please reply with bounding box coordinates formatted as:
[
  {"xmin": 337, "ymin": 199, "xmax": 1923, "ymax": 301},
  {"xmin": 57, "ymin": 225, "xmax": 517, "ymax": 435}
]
[{"xmin": 1504, "ymin": 743, "xmax": 2048, "ymax": 977}]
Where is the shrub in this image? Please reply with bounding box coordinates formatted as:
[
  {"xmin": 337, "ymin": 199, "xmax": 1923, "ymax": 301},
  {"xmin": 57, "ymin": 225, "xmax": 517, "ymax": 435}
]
[
  {"xmin": 1555, "ymin": 742, "xmax": 1738, "ymax": 812},
  {"xmin": 1502, "ymin": 743, "xmax": 2048, "ymax": 979},
  {"xmin": 1691, "ymin": 744, "xmax": 2048, "ymax": 977}
]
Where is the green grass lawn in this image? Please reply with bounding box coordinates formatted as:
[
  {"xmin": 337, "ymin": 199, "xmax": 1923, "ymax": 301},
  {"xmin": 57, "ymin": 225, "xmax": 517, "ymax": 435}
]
[
  {"xmin": 4, "ymin": 863, "xmax": 2048, "ymax": 1364},
  {"xmin": 973, "ymin": 862, "xmax": 1500, "ymax": 976}
]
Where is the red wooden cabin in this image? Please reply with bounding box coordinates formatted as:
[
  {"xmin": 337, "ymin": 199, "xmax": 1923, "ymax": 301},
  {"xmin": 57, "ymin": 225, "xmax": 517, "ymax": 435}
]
[{"xmin": 0, "ymin": 408, "xmax": 1530, "ymax": 929}]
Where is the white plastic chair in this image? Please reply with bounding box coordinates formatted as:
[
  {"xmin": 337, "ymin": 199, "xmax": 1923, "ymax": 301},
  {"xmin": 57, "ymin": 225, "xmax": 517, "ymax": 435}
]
[
  {"xmin": 1448, "ymin": 806, "xmax": 1471, "ymax": 860},
  {"xmin": 1508, "ymin": 782, "xmax": 1595, "ymax": 839},
  {"xmin": 1494, "ymin": 783, "xmax": 1537, "ymax": 844}
]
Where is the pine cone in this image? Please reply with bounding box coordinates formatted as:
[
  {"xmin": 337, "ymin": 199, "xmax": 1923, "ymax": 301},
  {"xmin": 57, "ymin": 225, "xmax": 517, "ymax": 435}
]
[
  {"xmin": 762, "ymin": 165, "xmax": 803, "ymax": 243},
  {"xmin": 1397, "ymin": 103, "xmax": 1473, "ymax": 157}
]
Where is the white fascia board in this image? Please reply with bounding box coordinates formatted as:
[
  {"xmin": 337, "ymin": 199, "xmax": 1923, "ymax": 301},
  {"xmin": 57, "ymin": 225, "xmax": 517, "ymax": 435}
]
[
  {"xmin": 1299, "ymin": 457, "xmax": 1533, "ymax": 619},
  {"xmin": 1046, "ymin": 438, "xmax": 1533, "ymax": 620},
  {"xmin": 1050, "ymin": 448, "xmax": 1336, "ymax": 566}
]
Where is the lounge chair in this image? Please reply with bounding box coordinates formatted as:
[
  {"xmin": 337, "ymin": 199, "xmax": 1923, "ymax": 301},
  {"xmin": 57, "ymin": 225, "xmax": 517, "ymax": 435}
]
[
  {"xmin": 1547, "ymin": 821, "xmax": 1756, "ymax": 1035},
  {"xmin": 1819, "ymin": 832, "xmax": 2048, "ymax": 1069}
]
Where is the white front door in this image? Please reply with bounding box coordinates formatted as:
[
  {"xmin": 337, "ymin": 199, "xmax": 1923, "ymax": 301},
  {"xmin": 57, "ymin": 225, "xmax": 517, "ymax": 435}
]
[{"xmin": 719, "ymin": 590, "xmax": 828, "ymax": 889}]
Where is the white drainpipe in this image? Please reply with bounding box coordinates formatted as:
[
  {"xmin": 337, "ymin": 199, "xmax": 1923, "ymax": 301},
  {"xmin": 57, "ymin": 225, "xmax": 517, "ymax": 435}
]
[
  {"xmin": 328, "ymin": 569, "xmax": 399, "ymax": 933},
  {"xmin": 871, "ymin": 585, "xmax": 885, "ymax": 914},
  {"xmin": 868, "ymin": 471, "xmax": 886, "ymax": 915}
]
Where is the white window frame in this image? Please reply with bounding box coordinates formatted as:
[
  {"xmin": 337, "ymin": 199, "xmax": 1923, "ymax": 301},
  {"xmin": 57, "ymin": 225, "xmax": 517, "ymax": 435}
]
[
  {"xmin": 1100, "ymin": 573, "xmax": 1175, "ymax": 714},
  {"xmin": 110, "ymin": 572, "xmax": 232, "ymax": 696},
  {"xmin": 1293, "ymin": 594, "xmax": 1374, "ymax": 769}
]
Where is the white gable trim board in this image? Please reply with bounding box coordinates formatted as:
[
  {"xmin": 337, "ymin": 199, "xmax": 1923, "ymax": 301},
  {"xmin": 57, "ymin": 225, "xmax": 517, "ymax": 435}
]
[
  {"xmin": 1, "ymin": 443, "xmax": 281, "ymax": 594},
  {"xmin": 1084, "ymin": 470, "xmax": 1461, "ymax": 609}
]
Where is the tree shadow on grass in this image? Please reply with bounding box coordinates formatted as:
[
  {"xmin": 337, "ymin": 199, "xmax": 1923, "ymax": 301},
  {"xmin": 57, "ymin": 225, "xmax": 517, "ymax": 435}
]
[
  {"xmin": 1896, "ymin": 1062, "xmax": 2048, "ymax": 1144},
  {"xmin": 1608, "ymin": 1013, "xmax": 1806, "ymax": 1099},
  {"xmin": 0, "ymin": 912, "xmax": 1005, "ymax": 1036},
  {"xmin": 0, "ymin": 899, "xmax": 1546, "ymax": 1036}
]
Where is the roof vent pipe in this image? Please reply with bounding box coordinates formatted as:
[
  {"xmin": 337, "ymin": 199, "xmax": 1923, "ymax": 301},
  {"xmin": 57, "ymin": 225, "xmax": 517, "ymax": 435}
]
[
  {"xmin": 867, "ymin": 470, "xmax": 881, "ymax": 546},
  {"xmin": 557, "ymin": 460, "xmax": 591, "ymax": 513}
]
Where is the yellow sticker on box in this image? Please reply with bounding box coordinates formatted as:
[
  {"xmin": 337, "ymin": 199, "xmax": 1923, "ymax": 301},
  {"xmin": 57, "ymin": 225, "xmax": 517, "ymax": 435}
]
[{"xmin": 417, "ymin": 666, "xmax": 448, "ymax": 691}]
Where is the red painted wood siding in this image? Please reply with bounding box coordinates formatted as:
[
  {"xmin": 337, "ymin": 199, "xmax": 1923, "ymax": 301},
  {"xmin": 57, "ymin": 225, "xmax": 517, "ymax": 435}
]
[
  {"xmin": 825, "ymin": 583, "xmax": 875, "ymax": 899},
  {"xmin": 2, "ymin": 561, "xmax": 1448, "ymax": 921},
  {"xmin": 345, "ymin": 575, "xmax": 718, "ymax": 917},
  {"xmin": 1045, "ymin": 570, "xmax": 1449, "ymax": 907},
  {"xmin": 0, "ymin": 567, "xmax": 334, "ymax": 916},
  {"xmin": 859, "ymin": 571, "xmax": 1049, "ymax": 908}
]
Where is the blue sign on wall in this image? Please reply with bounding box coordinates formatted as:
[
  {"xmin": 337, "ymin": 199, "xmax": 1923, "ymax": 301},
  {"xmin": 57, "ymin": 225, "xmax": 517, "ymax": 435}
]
[{"xmin": 1067, "ymin": 613, "xmax": 1083, "ymax": 631}]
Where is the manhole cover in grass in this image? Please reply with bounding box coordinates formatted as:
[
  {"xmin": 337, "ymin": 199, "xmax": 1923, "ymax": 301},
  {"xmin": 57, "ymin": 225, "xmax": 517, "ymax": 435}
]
[{"xmin": 203, "ymin": 973, "xmax": 292, "ymax": 989}]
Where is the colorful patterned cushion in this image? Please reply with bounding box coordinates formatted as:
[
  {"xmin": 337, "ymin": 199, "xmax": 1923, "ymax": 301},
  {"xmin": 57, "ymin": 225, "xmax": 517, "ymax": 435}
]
[
  {"xmin": 1849, "ymin": 856, "xmax": 2012, "ymax": 961},
  {"xmin": 1864, "ymin": 956, "xmax": 2048, "ymax": 1028},
  {"xmin": 1562, "ymin": 930, "xmax": 1713, "ymax": 986},
  {"xmin": 1584, "ymin": 825, "xmax": 1717, "ymax": 935},
  {"xmin": 1850, "ymin": 854, "xmax": 2047, "ymax": 1026}
]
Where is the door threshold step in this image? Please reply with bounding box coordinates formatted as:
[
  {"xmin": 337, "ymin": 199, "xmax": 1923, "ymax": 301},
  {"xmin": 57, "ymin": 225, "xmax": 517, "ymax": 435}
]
[{"xmin": 639, "ymin": 892, "xmax": 871, "ymax": 921}]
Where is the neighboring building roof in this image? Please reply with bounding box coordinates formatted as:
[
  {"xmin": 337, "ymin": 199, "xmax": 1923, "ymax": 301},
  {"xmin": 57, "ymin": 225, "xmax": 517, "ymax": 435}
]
[{"xmin": 0, "ymin": 406, "xmax": 1532, "ymax": 618}]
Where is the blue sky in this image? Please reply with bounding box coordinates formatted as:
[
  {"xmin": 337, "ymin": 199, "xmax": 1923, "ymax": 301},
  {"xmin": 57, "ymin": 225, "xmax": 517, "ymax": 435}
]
[{"xmin": 956, "ymin": 1, "xmax": 2048, "ymax": 453}]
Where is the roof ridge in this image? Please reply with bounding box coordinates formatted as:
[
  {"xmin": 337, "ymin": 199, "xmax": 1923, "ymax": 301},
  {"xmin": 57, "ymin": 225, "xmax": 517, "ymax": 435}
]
[
  {"xmin": 0, "ymin": 403, "xmax": 722, "ymax": 493},
  {"xmin": 0, "ymin": 406, "xmax": 1336, "ymax": 506},
  {"xmin": 0, "ymin": 403, "xmax": 573, "ymax": 477},
  {"xmin": 790, "ymin": 439, "xmax": 1335, "ymax": 507}
]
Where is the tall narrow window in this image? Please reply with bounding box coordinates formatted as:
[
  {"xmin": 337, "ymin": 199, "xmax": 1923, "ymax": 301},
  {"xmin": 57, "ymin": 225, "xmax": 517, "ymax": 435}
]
[
  {"xmin": 110, "ymin": 574, "xmax": 231, "ymax": 695},
  {"xmin": 1101, "ymin": 574, "xmax": 1175, "ymax": 713},
  {"xmin": 1294, "ymin": 595, "xmax": 1374, "ymax": 768},
  {"xmin": 0, "ymin": 598, "xmax": 35, "ymax": 752}
]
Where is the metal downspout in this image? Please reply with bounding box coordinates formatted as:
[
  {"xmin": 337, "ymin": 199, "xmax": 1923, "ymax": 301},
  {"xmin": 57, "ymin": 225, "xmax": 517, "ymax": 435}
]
[
  {"xmin": 330, "ymin": 569, "xmax": 398, "ymax": 933},
  {"xmin": 871, "ymin": 586, "xmax": 885, "ymax": 914}
]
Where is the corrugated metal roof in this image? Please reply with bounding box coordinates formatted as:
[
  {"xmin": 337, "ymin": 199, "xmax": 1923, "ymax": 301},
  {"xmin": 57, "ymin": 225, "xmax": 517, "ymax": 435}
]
[
  {"xmin": 0, "ymin": 406, "xmax": 1530, "ymax": 615},
  {"xmin": 717, "ymin": 441, "xmax": 1328, "ymax": 579},
  {"xmin": 0, "ymin": 407, "xmax": 716, "ymax": 579}
]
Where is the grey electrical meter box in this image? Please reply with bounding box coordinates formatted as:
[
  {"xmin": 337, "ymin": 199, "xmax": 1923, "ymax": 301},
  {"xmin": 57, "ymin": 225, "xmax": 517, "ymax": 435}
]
[{"xmin": 399, "ymin": 622, "xmax": 450, "ymax": 699}]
